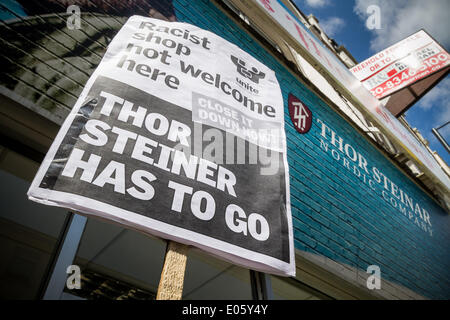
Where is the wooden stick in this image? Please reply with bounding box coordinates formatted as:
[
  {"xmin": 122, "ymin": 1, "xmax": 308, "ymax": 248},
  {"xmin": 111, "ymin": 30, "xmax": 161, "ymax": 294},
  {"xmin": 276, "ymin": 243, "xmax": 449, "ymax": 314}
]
[{"xmin": 156, "ymin": 241, "xmax": 189, "ymax": 300}]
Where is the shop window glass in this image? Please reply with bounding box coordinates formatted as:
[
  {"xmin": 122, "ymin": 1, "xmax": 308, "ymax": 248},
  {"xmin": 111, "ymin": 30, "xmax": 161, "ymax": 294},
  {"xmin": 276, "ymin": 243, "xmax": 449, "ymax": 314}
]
[
  {"xmin": 271, "ymin": 275, "xmax": 324, "ymax": 300},
  {"xmin": 65, "ymin": 217, "xmax": 253, "ymax": 300},
  {"xmin": 0, "ymin": 146, "xmax": 69, "ymax": 299},
  {"xmin": 66, "ymin": 217, "xmax": 167, "ymax": 300},
  {"xmin": 182, "ymin": 249, "xmax": 253, "ymax": 300}
]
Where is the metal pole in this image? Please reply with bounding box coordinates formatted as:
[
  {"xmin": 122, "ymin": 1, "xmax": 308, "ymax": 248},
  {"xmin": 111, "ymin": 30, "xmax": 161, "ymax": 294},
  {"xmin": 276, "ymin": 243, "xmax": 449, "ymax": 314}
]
[
  {"xmin": 432, "ymin": 127, "xmax": 450, "ymax": 154},
  {"xmin": 43, "ymin": 213, "xmax": 87, "ymax": 300}
]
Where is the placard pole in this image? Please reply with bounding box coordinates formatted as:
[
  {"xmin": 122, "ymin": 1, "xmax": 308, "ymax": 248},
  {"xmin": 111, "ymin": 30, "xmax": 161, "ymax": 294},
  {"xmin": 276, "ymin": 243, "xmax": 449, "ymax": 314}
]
[{"xmin": 156, "ymin": 241, "xmax": 189, "ymax": 300}]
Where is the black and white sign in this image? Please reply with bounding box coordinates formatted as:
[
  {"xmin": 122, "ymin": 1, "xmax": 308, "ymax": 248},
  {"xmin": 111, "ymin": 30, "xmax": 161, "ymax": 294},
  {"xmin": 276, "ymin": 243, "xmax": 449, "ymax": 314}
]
[{"xmin": 28, "ymin": 16, "xmax": 294, "ymax": 276}]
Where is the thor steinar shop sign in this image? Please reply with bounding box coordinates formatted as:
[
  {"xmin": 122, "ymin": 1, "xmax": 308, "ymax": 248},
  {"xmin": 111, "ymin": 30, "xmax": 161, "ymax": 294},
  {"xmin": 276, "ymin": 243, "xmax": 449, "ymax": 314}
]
[
  {"xmin": 289, "ymin": 93, "xmax": 434, "ymax": 237},
  {"xmin": 28, "ymin": 16, "xmax": 295, "ymax": 276}
]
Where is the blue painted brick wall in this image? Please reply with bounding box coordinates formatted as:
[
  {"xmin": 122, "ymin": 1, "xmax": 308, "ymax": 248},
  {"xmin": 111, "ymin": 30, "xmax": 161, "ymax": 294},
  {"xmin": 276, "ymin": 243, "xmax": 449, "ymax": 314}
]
[{"xmin": 174, "ymin": 0, "xmax": 450, "ymax": 299}]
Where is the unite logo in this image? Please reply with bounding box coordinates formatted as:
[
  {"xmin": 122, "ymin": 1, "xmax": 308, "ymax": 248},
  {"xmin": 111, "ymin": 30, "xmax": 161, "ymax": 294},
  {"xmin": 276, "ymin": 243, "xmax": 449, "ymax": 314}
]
[
  {"xmin": 231, "ymin": 55, "xmax": 266, "ymax": 84},
  {"xmin": 288, "ymin": 93, "xmax": 312, "ymax": 134}
]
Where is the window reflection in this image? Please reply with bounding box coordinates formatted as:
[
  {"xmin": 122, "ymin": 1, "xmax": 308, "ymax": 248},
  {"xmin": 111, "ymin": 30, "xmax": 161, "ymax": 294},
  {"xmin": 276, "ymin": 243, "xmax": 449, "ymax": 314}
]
[
  {"xmin": 0, "ymin": 146, "xmax": 68, "ymax": 299},
  {"xmin": 66, "ymin": 217, "xmax": 166, "ymax": 300},
  {"xmin": 271, "ymin": 275, "xmax": 324, "ymax": 300},
  {"xmin": 183, "ymin": 248, "xmax": 253, "ymax": 300}
]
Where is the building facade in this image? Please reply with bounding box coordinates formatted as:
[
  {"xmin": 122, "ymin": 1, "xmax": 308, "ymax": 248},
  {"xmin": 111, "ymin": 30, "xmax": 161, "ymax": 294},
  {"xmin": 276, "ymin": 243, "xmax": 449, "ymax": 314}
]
[{"xmin": 0, "ymin": 0, "xmax": 448, "ymax": 300}]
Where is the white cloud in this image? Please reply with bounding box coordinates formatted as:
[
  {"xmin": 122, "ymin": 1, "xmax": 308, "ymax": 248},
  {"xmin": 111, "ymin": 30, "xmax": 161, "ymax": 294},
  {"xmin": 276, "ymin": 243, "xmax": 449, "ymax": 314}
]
[
  {"xmin": 320, "ymin": 17, "xmax": 345, "ymax": 37},
  {"xmin": 353, "ymin": 0, "xmax": 450, "ymax": 52},
  {"xmin": 416, "ymin": 77, "xmax": 450, "ymax": 140},
  {"xmin": 404, "ymin": 77, "xmax": 449, "ymax": 159},
  {"xmin": 305, "ymin": 0, "xmax": 330, "ymax": 8},
  {"xmin": 417, "ymin": 77, "xmax": 450, "ymax": 112}
]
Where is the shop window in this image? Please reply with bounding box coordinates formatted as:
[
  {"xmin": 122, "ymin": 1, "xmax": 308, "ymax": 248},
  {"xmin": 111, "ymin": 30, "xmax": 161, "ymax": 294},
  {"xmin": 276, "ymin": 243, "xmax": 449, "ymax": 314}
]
[
  {"xmin": 0, "ymin": 146, "xmax": 69, "ymax": 299},
  {"xmin": 183, "ymin": 249, "xmax": 253, "ymax": 300},
  {"xmin": 66, "ymin": 217, "xmax": 167, "ymax": 300},
  {"xmin": 65, "ymin": 215, "xmax": 254, "ymax": 300},
  {"xmin": 271, "ymin": 276, "xmax": 326, "ymax": 300}
]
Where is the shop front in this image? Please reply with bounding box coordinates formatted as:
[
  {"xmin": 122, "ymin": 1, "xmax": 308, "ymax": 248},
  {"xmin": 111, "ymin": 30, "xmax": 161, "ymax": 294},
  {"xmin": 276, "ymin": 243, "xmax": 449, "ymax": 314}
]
[{"xmin": 0, "ymin": 0, "xmax": 448, "ymax": 300}]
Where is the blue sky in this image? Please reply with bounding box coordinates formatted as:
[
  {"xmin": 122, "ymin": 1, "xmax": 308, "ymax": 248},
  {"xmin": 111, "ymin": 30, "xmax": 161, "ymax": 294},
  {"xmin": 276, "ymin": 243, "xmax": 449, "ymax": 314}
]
[{"xmin": 293, "ymin": 0, "xmax": 450, "ymax": 165}]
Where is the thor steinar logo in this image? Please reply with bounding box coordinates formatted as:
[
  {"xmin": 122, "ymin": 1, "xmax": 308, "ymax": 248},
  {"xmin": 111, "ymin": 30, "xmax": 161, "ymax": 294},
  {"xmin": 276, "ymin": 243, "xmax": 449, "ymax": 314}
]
[
  {"xmin": 231, "ymin": 55, "xmax": 265, "ymax": 94},
  {"xmin": 288, "ymin": 93, "xmax": 312, "ymax": 134},
  {"xmin": 316, "ymin": 118, "xmax": 433, "ymax": 236}
]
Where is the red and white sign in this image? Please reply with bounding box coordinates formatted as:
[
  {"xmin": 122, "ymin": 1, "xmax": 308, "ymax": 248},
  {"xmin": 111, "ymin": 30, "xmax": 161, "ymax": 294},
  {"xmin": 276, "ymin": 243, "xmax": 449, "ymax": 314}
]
[
  {"xmin": 288, "ymin": 93, "xmax": 312, "ymax": 134},
  {"xmin": 351, "ymin": 30, "xmax": 450, "ymax": 99}
]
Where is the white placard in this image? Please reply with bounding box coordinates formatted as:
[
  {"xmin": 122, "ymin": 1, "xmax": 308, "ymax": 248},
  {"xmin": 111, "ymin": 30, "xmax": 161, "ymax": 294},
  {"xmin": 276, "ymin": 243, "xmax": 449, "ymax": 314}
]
[
  {"xmin": 28, "ymin": 16, "xmax": 295, "ymax": 276},
  {"xmin": 251, "ymin": 0, "xmax": 450, "ymax": 191}
]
